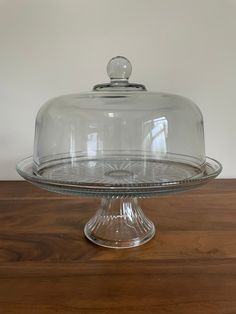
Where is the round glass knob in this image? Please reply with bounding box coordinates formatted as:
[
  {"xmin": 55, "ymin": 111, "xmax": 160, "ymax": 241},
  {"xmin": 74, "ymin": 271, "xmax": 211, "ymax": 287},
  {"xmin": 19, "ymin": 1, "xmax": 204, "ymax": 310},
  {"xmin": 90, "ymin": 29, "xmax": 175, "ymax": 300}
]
[{"xmin": 107, "ymin": 56, "xmax": 132, "ymax": 81}]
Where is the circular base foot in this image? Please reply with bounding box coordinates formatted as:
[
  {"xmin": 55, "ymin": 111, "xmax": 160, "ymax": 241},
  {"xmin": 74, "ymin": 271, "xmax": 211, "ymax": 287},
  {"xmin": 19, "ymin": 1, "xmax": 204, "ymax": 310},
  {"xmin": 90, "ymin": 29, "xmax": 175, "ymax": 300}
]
[
  {"xmin": 84, "ymin": 224, "xmax": 155, "ymax": 249},
  {"xmin": 84, "ymin": 198, "xmax": 156, "ymax": 249}
]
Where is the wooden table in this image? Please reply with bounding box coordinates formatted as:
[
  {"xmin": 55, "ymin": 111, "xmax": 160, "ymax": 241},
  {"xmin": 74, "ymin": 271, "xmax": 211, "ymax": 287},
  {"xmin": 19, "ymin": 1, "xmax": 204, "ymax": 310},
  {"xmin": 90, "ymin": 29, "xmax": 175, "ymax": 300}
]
[{"xmin": 0, "ymin": 180, "xmax": 235, "ymax": 313}]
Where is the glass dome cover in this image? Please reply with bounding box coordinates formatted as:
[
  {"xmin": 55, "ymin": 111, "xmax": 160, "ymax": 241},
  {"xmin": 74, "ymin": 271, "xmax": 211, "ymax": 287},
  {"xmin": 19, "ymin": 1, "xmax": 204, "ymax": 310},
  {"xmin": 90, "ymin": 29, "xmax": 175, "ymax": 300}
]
[
  {"xmin": 17, "ymin": 56, "xmax": 222, "ymax": 248},
  {"xmin": 33, "ymin": 56, "xmax": 211, "ymax": 185}
]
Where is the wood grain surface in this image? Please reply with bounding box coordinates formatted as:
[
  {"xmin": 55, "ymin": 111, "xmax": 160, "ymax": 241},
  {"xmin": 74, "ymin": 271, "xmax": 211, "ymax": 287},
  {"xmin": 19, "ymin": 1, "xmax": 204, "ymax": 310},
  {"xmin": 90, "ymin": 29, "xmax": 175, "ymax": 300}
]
[{"xmin": 0, "ymin": 180, "xmax": 235, "ymax": 313}]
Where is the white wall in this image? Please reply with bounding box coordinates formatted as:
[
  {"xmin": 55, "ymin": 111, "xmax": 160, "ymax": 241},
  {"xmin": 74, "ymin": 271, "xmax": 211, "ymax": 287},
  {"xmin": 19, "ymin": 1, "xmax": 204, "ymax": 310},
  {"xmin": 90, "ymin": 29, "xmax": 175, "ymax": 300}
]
[{"xmin": 0, "ymin": 0, "xmax": 235, "ymax": 179}]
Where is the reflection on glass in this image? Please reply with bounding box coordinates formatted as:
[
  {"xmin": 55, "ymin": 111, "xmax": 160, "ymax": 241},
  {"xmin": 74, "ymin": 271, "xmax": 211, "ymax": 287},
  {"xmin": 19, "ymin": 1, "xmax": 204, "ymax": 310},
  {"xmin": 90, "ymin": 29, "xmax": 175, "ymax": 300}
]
[
  {"xmin": 143, "ymin": 117, "xmax": 168, "ymax": 154},
  {"xmin": 107, "ymin": 112, "xmax": 117, "ymax": 118},
  {"xmin": 87, "ymin": 132, "xmax": 98, "ymax": 156},
  {"xmin": 69, "ymin": 126, "xmax": 76, "ymax": 161}
]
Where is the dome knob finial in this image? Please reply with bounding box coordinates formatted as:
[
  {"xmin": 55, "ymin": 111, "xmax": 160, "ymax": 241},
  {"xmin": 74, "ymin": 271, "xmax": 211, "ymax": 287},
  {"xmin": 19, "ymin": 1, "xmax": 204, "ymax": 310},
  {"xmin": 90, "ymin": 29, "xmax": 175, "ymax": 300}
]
[{"xmin": 107, "ymin": 56, "xmax": 132, "ymax": 81}]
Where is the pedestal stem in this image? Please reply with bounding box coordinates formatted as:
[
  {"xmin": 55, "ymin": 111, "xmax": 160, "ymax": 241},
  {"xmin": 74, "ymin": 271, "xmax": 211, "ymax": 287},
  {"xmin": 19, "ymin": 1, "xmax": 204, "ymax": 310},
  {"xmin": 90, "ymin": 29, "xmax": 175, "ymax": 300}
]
[{"xmin": 84, "ymin": 198, "xmax": 155, "ymax": 248}]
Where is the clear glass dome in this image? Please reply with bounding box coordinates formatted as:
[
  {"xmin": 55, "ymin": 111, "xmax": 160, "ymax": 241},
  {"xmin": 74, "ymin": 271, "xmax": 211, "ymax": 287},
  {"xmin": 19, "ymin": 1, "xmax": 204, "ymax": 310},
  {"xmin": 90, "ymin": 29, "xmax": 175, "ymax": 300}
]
[{"xmin": 33, "ymin": 56, "xmax": 206, "ymax": 184}]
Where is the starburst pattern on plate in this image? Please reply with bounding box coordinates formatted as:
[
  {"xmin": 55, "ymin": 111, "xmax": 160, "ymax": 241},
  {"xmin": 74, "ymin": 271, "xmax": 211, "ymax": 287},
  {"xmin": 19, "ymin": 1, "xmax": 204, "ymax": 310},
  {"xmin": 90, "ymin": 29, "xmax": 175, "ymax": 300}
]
[{"xmin": 39, "ymin": 158, "xmax": 202, "ymax": 186}]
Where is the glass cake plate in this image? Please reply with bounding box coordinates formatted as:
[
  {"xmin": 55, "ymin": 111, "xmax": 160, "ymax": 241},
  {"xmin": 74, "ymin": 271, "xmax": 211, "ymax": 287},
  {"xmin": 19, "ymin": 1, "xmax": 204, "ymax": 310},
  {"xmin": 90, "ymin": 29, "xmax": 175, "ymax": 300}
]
[{"xmin": 17, "ymin": 155, "xmax": 221, "ymax": 197}]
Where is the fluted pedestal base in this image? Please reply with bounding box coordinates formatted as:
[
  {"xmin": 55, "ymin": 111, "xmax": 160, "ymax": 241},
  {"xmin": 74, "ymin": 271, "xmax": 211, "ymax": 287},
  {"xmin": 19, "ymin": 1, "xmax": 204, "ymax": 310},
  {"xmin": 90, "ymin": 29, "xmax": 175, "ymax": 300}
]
[{"xmin": 84, "ymin": 198, "xmax": 155, "ymax": 249}]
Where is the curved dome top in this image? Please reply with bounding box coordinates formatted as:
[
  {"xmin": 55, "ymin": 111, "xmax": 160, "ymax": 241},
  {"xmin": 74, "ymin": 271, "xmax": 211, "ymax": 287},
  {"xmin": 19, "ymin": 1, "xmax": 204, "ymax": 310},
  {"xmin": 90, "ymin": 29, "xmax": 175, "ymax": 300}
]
[{"xmin": 33, "ymin": 56, "xmax": 206, "ymax": 184}]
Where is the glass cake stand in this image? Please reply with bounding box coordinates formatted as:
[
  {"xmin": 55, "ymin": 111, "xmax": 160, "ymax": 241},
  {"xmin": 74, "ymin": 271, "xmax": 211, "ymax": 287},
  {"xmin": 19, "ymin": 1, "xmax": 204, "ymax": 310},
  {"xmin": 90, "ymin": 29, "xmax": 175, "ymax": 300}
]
[
  {"xmin": 17, "ymin": 56, "xmax": 222, "ymax": 248},
  {"xmin": 17, "ymin": 154, "xmax": 222, "ymax": 248}
]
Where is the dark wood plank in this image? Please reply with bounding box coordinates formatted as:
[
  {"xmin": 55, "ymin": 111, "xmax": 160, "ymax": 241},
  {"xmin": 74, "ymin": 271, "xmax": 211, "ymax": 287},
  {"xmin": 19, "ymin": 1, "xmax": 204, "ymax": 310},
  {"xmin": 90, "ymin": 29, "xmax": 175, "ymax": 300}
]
[
  {"xmin": 0, "ymin": 180, "xmax": 71, "ymax": 200},
  {"xmin": 0, "ymin": 180, "xmax": 235, "ymax": 313},
  {"xmin": 0, "ymin": 260, "xmax": 236, "ymax": 314}
]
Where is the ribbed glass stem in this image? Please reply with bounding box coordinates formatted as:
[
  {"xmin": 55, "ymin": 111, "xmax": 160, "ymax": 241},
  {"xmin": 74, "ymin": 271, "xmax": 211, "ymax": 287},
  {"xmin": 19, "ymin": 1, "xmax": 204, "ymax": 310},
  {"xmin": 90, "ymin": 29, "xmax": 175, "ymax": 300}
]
[{"xmin": 84, "ymin": 198, "xmax": 155, "ymax": 248}]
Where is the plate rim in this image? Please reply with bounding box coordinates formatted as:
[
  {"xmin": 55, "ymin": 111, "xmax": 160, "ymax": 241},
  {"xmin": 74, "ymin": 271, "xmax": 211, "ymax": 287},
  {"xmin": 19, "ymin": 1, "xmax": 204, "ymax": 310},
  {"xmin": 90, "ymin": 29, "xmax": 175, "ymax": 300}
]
[{"xmin": 16, "ymin": 156, "xmax": 222, "ymax": 193}]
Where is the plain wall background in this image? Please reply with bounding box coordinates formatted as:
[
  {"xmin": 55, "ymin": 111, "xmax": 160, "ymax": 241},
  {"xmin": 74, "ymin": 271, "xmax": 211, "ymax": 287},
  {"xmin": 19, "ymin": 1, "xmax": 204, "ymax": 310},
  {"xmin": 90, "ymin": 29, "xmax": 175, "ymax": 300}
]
[{"xmin": 0, "ymin": 0, "xmax": 235, "ymax": 179}]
